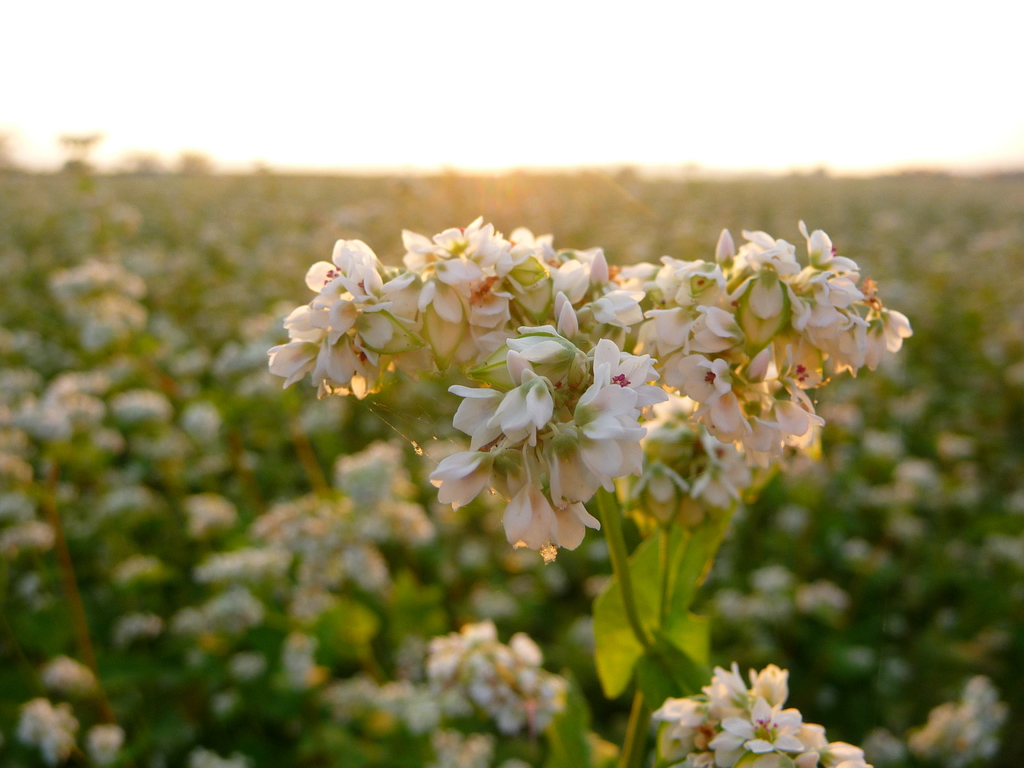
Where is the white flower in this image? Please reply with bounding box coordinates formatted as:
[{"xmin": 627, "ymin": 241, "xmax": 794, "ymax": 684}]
[
  {"xmin": 503, "ymin": 482, "xmax": 557, "ymax": 550},
  {"xmin": 40, "ymin": 656, "xmax": 96, "ymax": 697},
  {"xmin": 703, "ymin": 662, "xmax": 751, "ymax": 720},
  {"xmin": 749, "ymin": 664, "xmax": 788, "ymax": 708},
  {"xmin": 17, "ymin": 698, "xmax": 79, "ymax": 766},
  {"xmin": 488, "ymin": 370, "xmax": 554, "ymax": 446},
  {"xmin": 430, "ymin": 451, "xmax": 494, "ymax": 508},
  {"xmin": 86, "ymin": 724, "xmax": 125, "ymax": 766},
  {"xmin": 709, "ymin": 697, "xmax": 804, "ymax": 765}
]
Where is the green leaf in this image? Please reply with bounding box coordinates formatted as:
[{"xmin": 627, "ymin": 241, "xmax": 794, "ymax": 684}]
[
  {"xmin": 544, "ymin": 673, "xmax": 592, "ymax": 768},
  {"xmin": 668, "ymin": 512, "xmax": 733, "ymax": 616},
  {"xmin": 592, "ymin": 533, "xmax": 662, "ymax": 698},
  {"xmin": 734, "ymin": 752, "xmax": 797, "ymax": 768},
  {"xmin": 594, "ymin": 518, "xmax": 720, "ymax": 700}
]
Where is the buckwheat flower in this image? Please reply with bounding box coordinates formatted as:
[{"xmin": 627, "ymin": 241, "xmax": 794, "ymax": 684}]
[
  {"xmin": 403, "ymin": 217, "xmax": 510, "ymax": 282},
  {"xmin": 591, "ymin": 337, "xmax": 669, "ymax": 410},
  {"xmin": 41, "ymin": 656, "xmax": 97, "ymax": 697},
  {"xmin": 193, "ymin": 547, "xmax": 292, "ymax": 585},
  {"xmin": 798, "ymin": 221, "xmax": 861, "ymax": 273},
  {"xmin": 188, "ymin": 747, "xmax": 252, "ymax": 768},
  {"xmin": 112, "ymin": 612, "xmax": 164, "ymax": 648},
  {"xmin": 86, "ymin": 724, "xmax": 125, "ymax": 766},
  {"xmin": 282, "ymin": 631, "xmax": 327, "ymax": 689},
  {"xmin": 709, "ymin": 697, "xmax": 805, "ymax": 764},
  {"xmin": 489, "ymin": 369, "xmax": 555, "ymax": 446},
  {"xmin": 749, "ymin": 664, "xmax": 789, "ymax": 708},
  {"xmin": 703, "ymin": 663, "xmax": 752, "ymax": 720},
  {"xmin": 864, "ymin": 310, "xmax": 913, "ymax": 370},
  {"xmin": 113, "ymin": 554, "xmax": 166, "ymax": 586},
  {"xmin": 110, "ymin": 389, "xmax": 173, "ymax": 425},
  {"xmin": 427, "ymin": 621, "xmax": 566, "ymax": 737},
  {"xmin": 229, "ymin": 651, "xmax": 267, "ymax": 682},
  {"xmin": 429, "ymin": 730, "xmax": 495, "ymax": 768},
  {"xmin": 574, "ymin": 372, "xmax": 648, "ymax": 483},
  {"xmin": 431, "ymin": 451, "xmax": 495, "ymax": 508},
  {"xmin": 0, "ymin": 520, "xmax": 55, "ymax": 557},
  {"xmin": 908, "ymin": 676, "xmax": 1007, "ymax": 768},
  {"xmin": 652, "ymin": 696, "xmax": 714, "ymax": 762},
  {"xmin": 717, "ymin": 228, "xmax": 736, "ymax": 267},
  {"xmin": 17, "ymin": 698, "xmax": 79, "ymax": 766},
  {"xmin": 184, "ymin": 493, "xmax": 237, "ymax": 538}
]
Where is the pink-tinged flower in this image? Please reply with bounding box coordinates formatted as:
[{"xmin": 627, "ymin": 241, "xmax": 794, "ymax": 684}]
[
  {"xmin": 430, "ymin": 452, "xmax": 494, "ymax": 508},
  {"xmin": 574, "ymin": 377, "xmax": 647, "ymax": 484},
  {"xmin": 716, "ymin": 228, "xmax": 736, "ymax": 266},
  {"xmin": 503, "ymin": 483, "xmax": 557, "ymax": 550},
  {"xmin": 551, "ymin": 501, "xmax": 601, "ymax": 551},
  {"xmin": 591, "ymin": 338, "xmax": 668, "ymax": 409}
]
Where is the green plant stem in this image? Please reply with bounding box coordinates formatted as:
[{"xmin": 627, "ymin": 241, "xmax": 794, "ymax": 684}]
[
  {"xmin": 596, "ymin": 487, "xmax": 652, "ymax": 651},
  {"xmin": 658, "ymin": 526, "xmax": 671, "ymax": 625},
  {"xmin": 618, "ymin": 689, "xmax": 651, "ymax": 768}
]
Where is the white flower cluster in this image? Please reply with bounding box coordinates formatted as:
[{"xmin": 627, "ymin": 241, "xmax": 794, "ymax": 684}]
[
  {"xmin": 429, "ymin": 729, "xmax": 495, "ymax": 768},
  {"xmin": 639, "ymin": 225, "xmax": 910, "ymax": 468},
  {"xmin": 432, "ymin": 332, "xmax": 664, "ymax": 558},
  {"xmin": 281, "ymin": 631, "xmax": 328, "ymax": 690},
  {"xmin": 251, "ymin": 494, "xmax": 391, "ymax": 612},
  {"xmin": 188, "ymin": 747, "xmax": 252, "ymax": 768},
  {"xmin": 49, "ymin": 258, "xmax": 148, "ymax": 351},
  {"xmin": 908, "ymin": 676, "xmax": 1008, "ymax": 768},
  {"xmin": 653, "ymin": 663, "xmax": 872, "ymax": 768},
  {"xmin": 86, "ymin": 724, "xmax": 125, "ymax": 766},
  {"xmin": 17, "ymin": 698, "xmax": 79, "ymax": 766},
  {"xmin": 632, "ymin": 395, "xmax": 752, "ymax": 524},
  {"xmin": 40, "ymin": 655, "xmax": 97, "ymax": 697},
  {"xmin": 322, "ymin": 674, "xmax": 442, "ymax": 735},
  {"xmin": 271, "ymin": 220, "xmax": 910, "ymax": 555},
  {"xmin": 426, "ymin": 620, "xmax": 566, "ymax": 736}
]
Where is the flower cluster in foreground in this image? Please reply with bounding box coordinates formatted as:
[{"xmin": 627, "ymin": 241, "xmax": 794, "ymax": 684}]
[
  {"xmin": 653, "ymin": 663, "xmax": 871, "ymax": 768},
  {"xmin": 270, "ymin": 220, "xmax": 911, "ymax": 557}
]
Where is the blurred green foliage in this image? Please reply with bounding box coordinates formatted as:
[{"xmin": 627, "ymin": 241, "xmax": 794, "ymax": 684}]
[{"xmin": 1, "ymin": 170, "xmax": 1023, "ymax": 767}]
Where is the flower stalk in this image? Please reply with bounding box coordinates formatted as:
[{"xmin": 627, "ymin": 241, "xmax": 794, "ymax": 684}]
[{"xmin": 596, "ymin": 486, "xmax": 652, "ymax": 651}]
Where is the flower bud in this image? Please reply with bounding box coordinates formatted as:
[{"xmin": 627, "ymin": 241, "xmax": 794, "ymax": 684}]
[
  {"xmin": 735, "ymin": 274, "xmax": 790, "ymax": 353},
  {"xmin": 716, "ymin": 229, "xmax": 735, "ymax": 268},
  {"xmin": 590, "ymin": 250, "xmax": 610, "ymax": 285}
]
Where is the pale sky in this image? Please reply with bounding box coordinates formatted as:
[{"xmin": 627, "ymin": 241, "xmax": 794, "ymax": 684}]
[{"xmin": 3, "ymin": 1, "xmax": 1023, "ymax": 173}]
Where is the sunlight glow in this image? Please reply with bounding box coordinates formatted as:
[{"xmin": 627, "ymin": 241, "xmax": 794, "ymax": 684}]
[{"xmin": 4, "ymin": 1, "xmax": 1023, "ymax": 173}]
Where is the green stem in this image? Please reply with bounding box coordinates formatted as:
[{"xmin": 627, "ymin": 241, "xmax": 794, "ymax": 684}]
[
  {"xmin": 658, "ymin": 526, "xmax": 671, "ymax": 625},
  {"xmin": 596, "ymin": 487, "xmax": 652, "ymax": 651},
  {"xmin": 618, "ymin": 689, "xmax": 651, "ymax": 768}
]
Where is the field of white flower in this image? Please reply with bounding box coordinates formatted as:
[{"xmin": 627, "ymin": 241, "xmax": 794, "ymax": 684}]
[{"xmin": 1, "ymin": 169, "xmax": 1022, "ymax": 768}]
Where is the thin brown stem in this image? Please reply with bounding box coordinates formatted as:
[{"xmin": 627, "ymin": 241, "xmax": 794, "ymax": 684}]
[
  {"xmin": 39, "ymin": 463, "xmax": 117, "ymax": 725},
  {"xmin": 289, "ymin": 415, "xmax": 330, "ymax": 495},
  {"xmin": 227, "ymin": 429, "xmax": 267, "ymax": 514}
]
